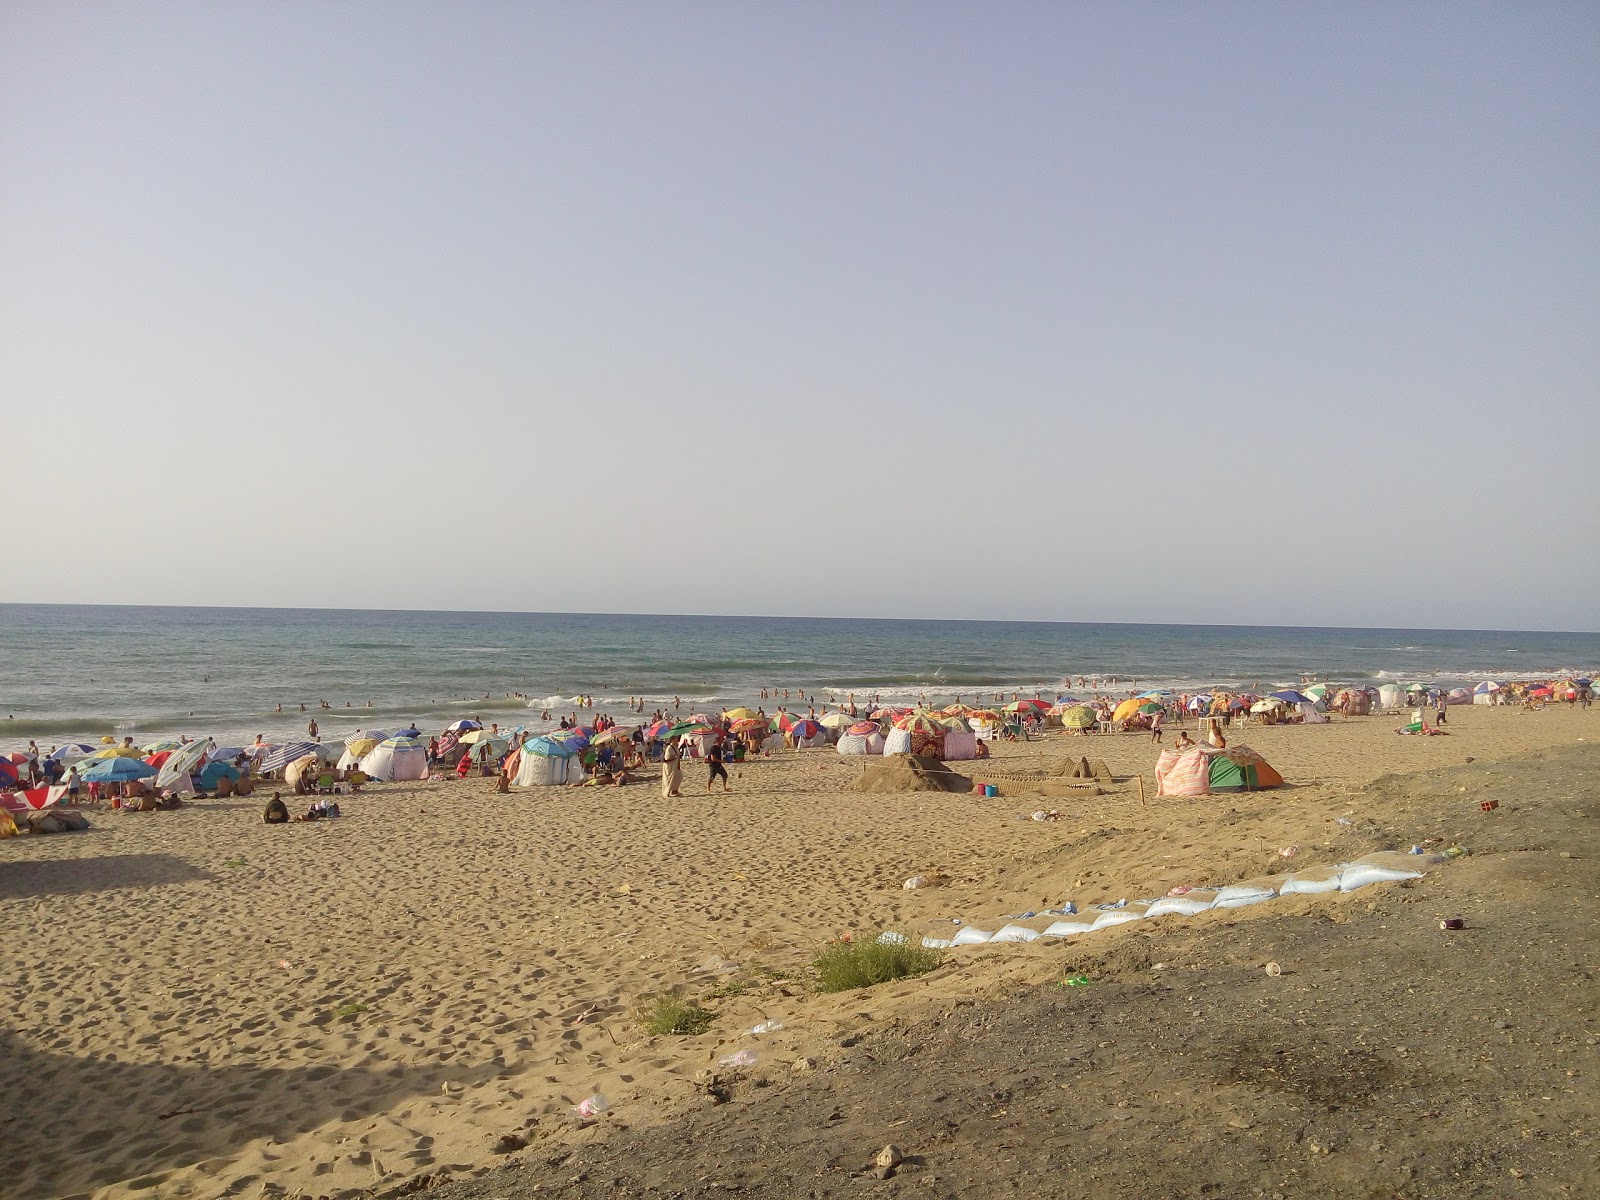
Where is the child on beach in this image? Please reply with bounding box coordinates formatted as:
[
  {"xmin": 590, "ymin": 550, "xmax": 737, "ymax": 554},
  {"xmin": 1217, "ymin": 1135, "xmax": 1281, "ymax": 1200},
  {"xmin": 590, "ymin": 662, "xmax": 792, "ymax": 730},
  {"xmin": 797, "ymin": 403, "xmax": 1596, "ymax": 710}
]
[{"xmin": 706, "ymin": 741, "xmax": 730, "ymax": 793}]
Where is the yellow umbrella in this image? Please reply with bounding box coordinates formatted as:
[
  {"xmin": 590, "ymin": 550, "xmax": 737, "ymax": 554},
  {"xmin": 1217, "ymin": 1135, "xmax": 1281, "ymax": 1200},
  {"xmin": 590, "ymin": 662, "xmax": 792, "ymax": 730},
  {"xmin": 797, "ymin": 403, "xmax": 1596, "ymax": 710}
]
[
  {"xmin": 1060, "ymin": 705, "xmax": 1097, "ymax": 729},
  {"xmin": 1112, "ymin": 698, "xmax": 1146, "ymax": 722},
  {"xmin": 346, "ymin": 737, "xmax": 380, "ymax": 759},
  {"xmin": 89, "ymin": 746, "xmax": 144, "ymax": 759},
  {"xmin": 724, "ymin": 707, "xmax": 758, "ymax": 721}
]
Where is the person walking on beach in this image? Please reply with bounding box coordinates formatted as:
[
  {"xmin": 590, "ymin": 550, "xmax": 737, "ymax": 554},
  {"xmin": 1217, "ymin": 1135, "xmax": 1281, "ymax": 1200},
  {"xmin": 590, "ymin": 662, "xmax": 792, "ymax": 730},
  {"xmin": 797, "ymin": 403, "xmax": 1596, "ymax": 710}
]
[
  {"xmin": 660, "ymin": 738, "xmax": 683, "ymax": 798},
  {"xmin": 1149, "ymin": 709, "xmax": 1164, "ymax": 743},
  {"xmin": 706, "ymin": 739, "xmax": 730, "ymax": 793}
]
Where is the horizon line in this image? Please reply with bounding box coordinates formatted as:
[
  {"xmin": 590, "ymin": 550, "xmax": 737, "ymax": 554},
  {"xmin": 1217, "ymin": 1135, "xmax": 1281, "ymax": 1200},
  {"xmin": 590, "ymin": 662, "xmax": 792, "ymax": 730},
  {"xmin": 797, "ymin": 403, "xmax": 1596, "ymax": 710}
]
[{"xmin": 1, "ymin": 600, "xmax": 1595, "ymax": 639}]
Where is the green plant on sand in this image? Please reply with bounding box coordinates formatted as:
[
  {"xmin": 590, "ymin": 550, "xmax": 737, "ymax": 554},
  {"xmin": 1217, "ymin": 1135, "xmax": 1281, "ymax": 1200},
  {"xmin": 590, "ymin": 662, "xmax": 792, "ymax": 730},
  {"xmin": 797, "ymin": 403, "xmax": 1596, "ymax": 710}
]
[
  {"xmin": 636, "ymin": 990, "xmax": 716, "ymax": 1036},
  {"xmin": 812, "ymin": 934, "xmax": 944, "ymax": 993}
]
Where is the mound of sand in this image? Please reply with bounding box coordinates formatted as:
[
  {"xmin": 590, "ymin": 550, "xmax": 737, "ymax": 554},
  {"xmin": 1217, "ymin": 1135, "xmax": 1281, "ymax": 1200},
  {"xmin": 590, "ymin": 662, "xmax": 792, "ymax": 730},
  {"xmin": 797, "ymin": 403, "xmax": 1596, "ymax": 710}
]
[{"xmin": 849, "ymin": 755, "xmax": 976, "ymax": 794}]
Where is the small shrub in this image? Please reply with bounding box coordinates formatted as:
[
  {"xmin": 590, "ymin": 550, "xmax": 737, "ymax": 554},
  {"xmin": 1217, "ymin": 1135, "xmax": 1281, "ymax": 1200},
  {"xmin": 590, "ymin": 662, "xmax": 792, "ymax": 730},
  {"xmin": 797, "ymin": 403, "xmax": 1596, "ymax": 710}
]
[
  {"xmin": 812, "ymin": 935, "xmax": 944, "ymax": 993},
  {"xmin": 636, "ymin": 990, "xmax": 716, "ymax": 1036}
]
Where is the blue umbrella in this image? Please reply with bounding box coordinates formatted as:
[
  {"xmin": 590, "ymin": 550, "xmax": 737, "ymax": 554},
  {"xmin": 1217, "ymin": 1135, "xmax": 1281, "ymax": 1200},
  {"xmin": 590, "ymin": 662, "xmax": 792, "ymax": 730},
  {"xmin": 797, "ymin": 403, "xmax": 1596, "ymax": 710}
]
[
  {"xmin": 79, "ymin": 757, "xmax": 158, "ymax": 783},
  {"xmin": 197, "ymin": 761, "xmax": 241, "ymax": 789},
  {"xmin": 524, "ymin": 736, "xmax": 577, "ymax": 758},
  {"xmin": 1269, "ymin": 690, "xmax": 1311, "ymax": 705}
]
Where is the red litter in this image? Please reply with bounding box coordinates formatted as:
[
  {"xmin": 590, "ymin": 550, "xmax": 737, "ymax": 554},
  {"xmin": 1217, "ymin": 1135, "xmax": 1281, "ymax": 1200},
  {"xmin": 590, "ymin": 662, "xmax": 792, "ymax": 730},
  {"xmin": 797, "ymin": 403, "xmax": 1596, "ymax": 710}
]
[
  {"xmin": 1480, "ymin": 800, "xmax": 1499, "ymax": 812},
  {"xmin": 1439, "ymin": 918, "xmax": 1465, "ymax": 930}
]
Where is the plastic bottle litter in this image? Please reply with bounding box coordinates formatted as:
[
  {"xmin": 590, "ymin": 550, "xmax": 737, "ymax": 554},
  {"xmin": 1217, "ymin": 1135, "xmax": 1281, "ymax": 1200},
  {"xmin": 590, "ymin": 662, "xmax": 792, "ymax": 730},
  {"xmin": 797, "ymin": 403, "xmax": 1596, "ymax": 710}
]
[
  {"xmin": 902, "ymin": 875, "xmax": 927, "ymax": 890},
  {"xmin": 575, "ymin": 1094, "xmax": 609, "ymax": 1118},
  {"xmin": 1064, "ymin": 973, "xmax": 1092, "ymax": 987},
  {"xmin": 719, "ymin": 1049, "xmax": 758, "ymax": 1068},
  {"xmin": 749, "ymin": 1020, "xmax": 784, "ymax": 1035}
]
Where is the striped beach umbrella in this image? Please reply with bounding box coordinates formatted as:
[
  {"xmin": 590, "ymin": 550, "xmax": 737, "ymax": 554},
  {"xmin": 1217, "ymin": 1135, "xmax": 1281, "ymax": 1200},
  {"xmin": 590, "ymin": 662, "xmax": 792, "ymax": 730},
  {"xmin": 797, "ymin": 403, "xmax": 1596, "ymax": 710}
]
[{"xmin": 259, "ymin": 741, "xmax": 320, "ymax": 773}]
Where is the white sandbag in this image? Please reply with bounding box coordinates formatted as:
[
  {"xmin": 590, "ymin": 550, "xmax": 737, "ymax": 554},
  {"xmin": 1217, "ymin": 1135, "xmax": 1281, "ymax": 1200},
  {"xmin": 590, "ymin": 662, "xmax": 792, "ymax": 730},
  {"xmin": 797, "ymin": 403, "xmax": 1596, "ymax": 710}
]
[
  {"xmin": 1278, "ymin": 865, "xmax": 1345, "ymax": 895},
  {"xmin": 951, "ymin": 926, "xmax": 993, "ymax": 946},
  {"xmin": 1145, "ymin": 890, "xmax": 1218, "ymax": 917},
  {"xmin": 835, "ymin": 733, "xmax": 884, "ymax": 756},
  {"xmin": 990, "ymin": 923, "xmax": 1043, "ymax": 944},
  {"xmin": 1041, "ymin": 918, "xmax": 1097, "ymax": 937},
  {"xmin": 1212, "ymin": 882, "xmax": 1277, "ymax": 908},
  {"xmin": 1091, "ymin": 909, "xmax": 1146, "ymax": 930},
  {"xmin": 1338, "ymin": 852, "xmax": 1424, "ymax": 891}
]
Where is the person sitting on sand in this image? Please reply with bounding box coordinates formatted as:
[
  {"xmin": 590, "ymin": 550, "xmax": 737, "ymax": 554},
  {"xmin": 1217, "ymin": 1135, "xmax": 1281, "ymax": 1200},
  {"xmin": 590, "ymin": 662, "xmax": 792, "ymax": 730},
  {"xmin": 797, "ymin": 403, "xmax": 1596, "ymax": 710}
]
[
  {"xmin": 264, "ymin": 794, "xmax": 290, "ymax": 823},
  {"xmin": 1175, "ymin": 731, "xmax": 1195, "ymax": 750},
  {"xmin": 974, "ymin": 739, "xmax": 990, "ymax": 759}
]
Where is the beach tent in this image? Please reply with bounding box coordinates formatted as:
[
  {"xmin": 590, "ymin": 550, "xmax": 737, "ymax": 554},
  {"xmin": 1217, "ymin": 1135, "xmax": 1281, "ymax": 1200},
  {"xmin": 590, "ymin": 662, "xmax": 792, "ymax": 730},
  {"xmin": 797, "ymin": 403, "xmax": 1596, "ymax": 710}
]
[
  {"xmin": 1376, "ymin": 684, "xmax": 1406, "ymax": 711},
  {"xmin": 836, "ymin": 732, "xmax": 885, "ymax": 756},
  {"xmin": 1446, "ymin": 687, "xmax": 1473, "ymax": 706},
  {"xmin": 1156, "ymin": 745, "xmax": 1284, "ymax": 796},
  {"xmin": 940, "ymin": 729, "xmax": 979, "ymax": 760},
  {"xmin": 338, "ymin": 737, "xmax": 381, "ymax": 769},
  {"xmin": 360, "ymin": 736, "xmax": 428, "ymax": 782},
  {"xmin": 1294, "ymin": 701, "xmax": 1329, "ymax": 724},
  {"xmin": 510, "ymin": 737, "xmax": 581, "ymax": 786}
]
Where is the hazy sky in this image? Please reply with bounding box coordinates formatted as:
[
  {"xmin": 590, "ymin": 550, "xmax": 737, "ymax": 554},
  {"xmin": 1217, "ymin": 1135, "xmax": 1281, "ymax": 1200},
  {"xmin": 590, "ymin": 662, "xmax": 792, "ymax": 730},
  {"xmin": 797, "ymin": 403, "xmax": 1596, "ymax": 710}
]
[{"xmin": 3, "ymin": 3, "xmax": 1596, "ymax": 629}]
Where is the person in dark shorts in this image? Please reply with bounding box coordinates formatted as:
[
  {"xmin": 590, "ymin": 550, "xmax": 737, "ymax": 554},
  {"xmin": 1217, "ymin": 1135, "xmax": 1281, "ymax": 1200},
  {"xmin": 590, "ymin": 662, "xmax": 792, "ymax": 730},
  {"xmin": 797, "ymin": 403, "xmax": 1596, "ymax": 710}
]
[{"xmin": 706, "ymin": 740, "xmax": 730, "ymax": 792}]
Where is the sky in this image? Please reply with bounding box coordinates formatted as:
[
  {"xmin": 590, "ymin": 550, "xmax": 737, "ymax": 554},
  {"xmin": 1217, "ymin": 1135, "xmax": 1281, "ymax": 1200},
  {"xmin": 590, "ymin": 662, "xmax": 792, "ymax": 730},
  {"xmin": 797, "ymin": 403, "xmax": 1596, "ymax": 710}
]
[{"xmin": 2, "ymin": 3, "xmax": 1596, "ymax": 630}]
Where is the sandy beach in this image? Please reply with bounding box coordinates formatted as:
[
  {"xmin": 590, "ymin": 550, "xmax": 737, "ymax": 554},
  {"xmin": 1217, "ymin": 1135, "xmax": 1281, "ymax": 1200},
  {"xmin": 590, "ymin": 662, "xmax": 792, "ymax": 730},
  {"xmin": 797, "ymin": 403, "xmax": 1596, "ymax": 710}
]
[{"xmin": 4, "ymin": 701, "xmax": 1596, "ymax": 1199}]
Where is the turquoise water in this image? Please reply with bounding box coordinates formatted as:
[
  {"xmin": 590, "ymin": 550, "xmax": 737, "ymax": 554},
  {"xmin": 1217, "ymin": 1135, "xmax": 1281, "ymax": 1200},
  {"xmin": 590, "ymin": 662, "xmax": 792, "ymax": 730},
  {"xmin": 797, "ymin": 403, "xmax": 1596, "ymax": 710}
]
[{"xmin": 2, "ymin": 604, "xmax": 1595, "ymax": 750}]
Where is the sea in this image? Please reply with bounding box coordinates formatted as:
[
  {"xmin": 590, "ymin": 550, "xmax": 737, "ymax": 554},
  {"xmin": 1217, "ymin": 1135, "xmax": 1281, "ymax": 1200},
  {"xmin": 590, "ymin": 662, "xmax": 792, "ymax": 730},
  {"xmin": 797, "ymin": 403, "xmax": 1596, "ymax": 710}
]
[{"xmin": 2, "ymin": 604, "xmax": 1596, "ymax": 751}]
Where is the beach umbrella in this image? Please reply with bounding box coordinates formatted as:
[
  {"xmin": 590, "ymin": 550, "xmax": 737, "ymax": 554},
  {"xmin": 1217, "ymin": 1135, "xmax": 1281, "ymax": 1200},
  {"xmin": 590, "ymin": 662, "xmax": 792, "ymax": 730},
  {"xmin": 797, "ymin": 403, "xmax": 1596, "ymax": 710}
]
[
  {"xmin": 1268, "ymin": 690, "xmax": 1311, "ymax": 705},
  {"xmin": 1137, "ymin": 690, "xmax": 1172, "ymax": 699},
  {"xmin": 893, "ymin": 710, "xmax": 946, "ymax": 734},
  {"xmin": 88, "ymin": 745, "xmax": 144, "ymax": 760},
  {"xmin": 156, "ymin": 739, "xmax": 214, "ymax": 788},
  {"xmin": 79, "ymin": 757, "xmax": 158, "ymax": 783},
  {"xmin": 788, "ymin": 719, "xmax": 822, "ymax": 740},
  {"xmin": 446, "ymin": 719, "xmax": 483, "ymax": 733},
  {"xmin": 1112, "ymin": 698, "xmax": 1147, "ymax": 722},
  {"xmin": 258, "ymin": 741, "xmax": 320, "ymax": 773},
  {"xmin": 731, "ymin": 717, "xmax": 765, "ymax": 733},
  {"xmin": 724, "ymin": 707, "xmax": 758, "ymax": 721},
  {"xmin": 458, "ymin": 727, "xmax": 502, "ymax": 745},
  {"xmin": 143, "ymin": 751, "xmax": 173, "ymax": 769},
  {"xmin": 847, "ymin": 720, "xmax": 880, "ymax": 736},
  {"xmin": 394, "ymin": 726, "xmax": 421, "ymax": 739},
  {"xmin": 967, "ymin": 709, "xmax": 1003, "ymax": 723},
  {"xmin": 1250, "ymin": 698, "xmax": 1286, "ymax": 713},
  {"xmin": 523, "ymin": 735, "xmax": 577, "ymax": 758},
  {"xmin": 590, "ymin": 726, "xmax": 634, "ymax": 744},
  {"xmin": 667, "ymin": 722, "xmax": 712, "ymax": 739},
  {"xmin": 141, "ymin": 739, "xmax": 183, "ymax": 754},
  {"xmin": 345, "ymin": 729, "xmax": 389, "ymax": 745},
  {"xmin": 0, "ymin": 760, "xmax": 17, "ymax": 787},
  {"xmin": 816, "ymin": 712, "xmax": 855, "ymax": 729},
  {"xmin": 345, "ymin": 737, "xmax": 380, "ymax": 759},
  {"xmin": 1135, "ymin": 702, "xmax": 1164, "ymax": 715},
  {"xmin": 1005, "ymin": 699, "xmax": 1051, "ymax": 713},
  {"xmin": 48, "ymin": 743, "xmax": 98, "ymax": 761},
  {"xmin": 688, "ymin": 713, "xmax": 716, "ymax": 726},
  {"xmin": 197, "ymin": 761, "xmax": 241, "ymax": 789},
  {"xmin": 644, "ymin": 719, "xmax": 673, "ymax": 739},
  {"xmin": 1060, "ymin": 706, "xmax": 1097, "ymax": 729},
  {"xmin": 1302, "ymin": 684, "xmax": 1330, "ymax": 700},
  {"xmin": 1529, "ymin": 686, "xmax": 1553, "ymax": 698},
  {"xmin": 940, "ymin": 703, "xmax": 971, "ymax": 716},
  {"xmin": 1404, "ymin": 682, "xmax": 1432, "ymax": 693}
]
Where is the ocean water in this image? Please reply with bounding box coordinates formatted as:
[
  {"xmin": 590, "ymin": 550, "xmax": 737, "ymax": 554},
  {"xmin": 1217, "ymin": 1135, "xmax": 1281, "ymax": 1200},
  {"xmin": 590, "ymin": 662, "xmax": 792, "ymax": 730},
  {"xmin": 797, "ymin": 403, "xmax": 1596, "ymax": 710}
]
[{"xmin": 1, "ymin": 604, "xmax": 1595, "ymax": 751}]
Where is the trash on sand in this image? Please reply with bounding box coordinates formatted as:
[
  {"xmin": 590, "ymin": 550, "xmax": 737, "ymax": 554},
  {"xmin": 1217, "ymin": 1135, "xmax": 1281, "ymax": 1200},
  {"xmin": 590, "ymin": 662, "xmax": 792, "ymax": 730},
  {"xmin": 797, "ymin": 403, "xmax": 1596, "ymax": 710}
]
[
  {"xmin": 1265, "ymin": 962, "xmax": 1283, "ymax": 977},
  {"xmin": 575, "ymin": 1094, "xmax": 609, "ymax": 1118},
  {"xmin": 1063, "ymin": 973, "xmax": 1092, "ymax": 987},
  {"xmin": 719, "ymin": 1049, "xmax": 758, "ymax": 1069}
]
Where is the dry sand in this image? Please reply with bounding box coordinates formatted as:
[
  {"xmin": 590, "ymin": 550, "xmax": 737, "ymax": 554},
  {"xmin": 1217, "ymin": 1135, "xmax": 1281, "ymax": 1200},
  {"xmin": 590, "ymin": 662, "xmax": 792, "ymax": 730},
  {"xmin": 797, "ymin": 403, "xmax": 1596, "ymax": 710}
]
[{"xmin": 2, "ymin": 702, "xmax": 1595, "ymax": 1199}]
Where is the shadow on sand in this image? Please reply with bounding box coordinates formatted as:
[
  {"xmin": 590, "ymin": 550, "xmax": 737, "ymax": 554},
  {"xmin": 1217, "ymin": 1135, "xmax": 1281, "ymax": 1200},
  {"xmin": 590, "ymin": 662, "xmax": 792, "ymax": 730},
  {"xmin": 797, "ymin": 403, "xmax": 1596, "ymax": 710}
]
[
  {"xmin": 0, "ymin": 853, "xmax": 217, "ymax": 901},
  {"xmin": 0, "ymin": 1027, "xmax": 504, "ymax": 1198}
]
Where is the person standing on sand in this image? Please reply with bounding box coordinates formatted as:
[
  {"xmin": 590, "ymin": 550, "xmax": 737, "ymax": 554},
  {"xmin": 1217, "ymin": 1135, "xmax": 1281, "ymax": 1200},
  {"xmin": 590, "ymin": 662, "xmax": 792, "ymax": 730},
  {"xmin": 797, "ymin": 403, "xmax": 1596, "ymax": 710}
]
[
  {"xmin": 706, "ymin": 739, "xmax": 730, "ymax": 793},
  {"xmin": 1150, "ymin": 709, "xmax": 1164, "ymax": 743},
  {"xmin": 661, "ymin": 738, "xmax": 683, "ymax": 798}
]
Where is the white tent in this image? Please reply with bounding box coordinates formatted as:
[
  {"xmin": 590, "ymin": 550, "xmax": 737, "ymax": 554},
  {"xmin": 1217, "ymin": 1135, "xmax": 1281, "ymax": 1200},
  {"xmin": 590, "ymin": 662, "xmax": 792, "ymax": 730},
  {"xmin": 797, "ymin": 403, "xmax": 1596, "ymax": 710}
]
[
  {"xmin": 511, "ymin": 750, "xmax": 578, "ymax": 786},
  {"xmin": 882, "ymin": 728, "xmax": 914, "ymax": 755},
  {"xmin": 941, "ymin": 729, "xmax": 979, "ymax": 760},
  {"xmin": 1377, "ymin": 684, "xmax": 1406, "ymax": 711},
  {"xmin": 1294, "ymin": 701, "xmax": 1329, "ymax": 724},
  {"xmin": 835, "ymin": 732, "xmax": 884, "ymax": 756},
  {"xmin": 360, "ymin": 736, "xmax": 428, "ymax": 782}
]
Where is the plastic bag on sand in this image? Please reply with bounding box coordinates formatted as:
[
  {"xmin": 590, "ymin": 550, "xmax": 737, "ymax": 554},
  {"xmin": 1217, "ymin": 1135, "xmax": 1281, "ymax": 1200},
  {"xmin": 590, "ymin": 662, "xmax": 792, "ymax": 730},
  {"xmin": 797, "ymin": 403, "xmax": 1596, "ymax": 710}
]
[
  {"xmin": 1212, "ymin": 882, "xmax": 1277, "ymax": 908},
  {"xmin": 876, "ymin": 930, "xmax": 909, "ymax": 945},
  {"xmin": 921, "ymin": 937, "xmax": 955, "ymax": 949}
]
